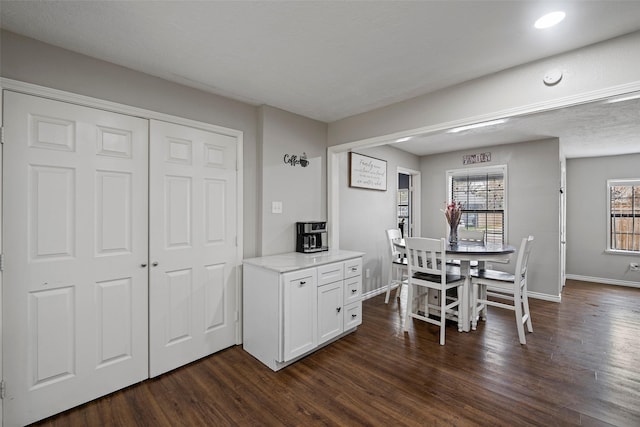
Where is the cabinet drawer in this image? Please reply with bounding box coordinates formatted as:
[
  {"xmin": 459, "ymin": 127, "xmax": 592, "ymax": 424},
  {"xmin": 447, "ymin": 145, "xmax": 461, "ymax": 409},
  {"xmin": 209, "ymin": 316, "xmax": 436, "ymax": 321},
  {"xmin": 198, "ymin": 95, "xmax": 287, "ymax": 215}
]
[
  {"xmin": 317, "ymin": 261, "xmax": 344, "ymax": 286},
  {"xmin": 343, "ymin": 276, "xmax": 361, "ymax": 305},
  {"xmin": 344, "ymin": 258, "xmax": 362, "ymax": 279},
  {"xmin": 343, "ymin": 302, "xmax": 362, "ymax": 329}
]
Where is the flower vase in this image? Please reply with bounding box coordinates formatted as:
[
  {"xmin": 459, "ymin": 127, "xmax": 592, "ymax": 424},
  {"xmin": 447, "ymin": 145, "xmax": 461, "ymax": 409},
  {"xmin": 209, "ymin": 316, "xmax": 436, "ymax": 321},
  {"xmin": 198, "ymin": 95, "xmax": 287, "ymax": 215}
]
[{"xmin": 448, "ymin": 224, "xmax": 458, "ymax": 245}]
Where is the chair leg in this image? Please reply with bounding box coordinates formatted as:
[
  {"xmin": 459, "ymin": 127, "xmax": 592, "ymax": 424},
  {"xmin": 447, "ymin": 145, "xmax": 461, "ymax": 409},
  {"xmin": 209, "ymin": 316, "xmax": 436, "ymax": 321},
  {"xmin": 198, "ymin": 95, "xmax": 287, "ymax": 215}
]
[
  {"xmin": 513, "ymin": 291, "xmax": 527, "ymax": 345},
  {"xmin": 439, "ymin": 289, "xmax": 446, "ymax": 345},
  {"xmin": 394, "ymin": 273, "xmax": 403, "ymax": 299},
  {"xmin": 403, "ymin": 281, "xmax": 413, "ymax": 332},
  {"xmin": 385, "ymin": 264, "xmax": 394, "ymax": 304},
  {"xmin": 480, "ymin": 284, "xmax": 487, "ymax": 320},
  {"xmin": 471, "ymin": 282, "xmax": 479, "ymax": 331},
  {"xmin": 457, "ymin": 284, "xmax": 464, "ymax": 332},
  {"xmin": 522, "ymin": 287, "xmax": 533, "ymax": 333}
]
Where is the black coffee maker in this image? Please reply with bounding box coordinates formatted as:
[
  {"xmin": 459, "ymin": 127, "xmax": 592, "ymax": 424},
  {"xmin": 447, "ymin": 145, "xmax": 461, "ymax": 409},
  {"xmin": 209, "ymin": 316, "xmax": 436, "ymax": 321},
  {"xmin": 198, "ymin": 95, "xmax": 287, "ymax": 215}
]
[{"xmin": 296, "ymin": 221, "xmax": 328, "ymax": 253}]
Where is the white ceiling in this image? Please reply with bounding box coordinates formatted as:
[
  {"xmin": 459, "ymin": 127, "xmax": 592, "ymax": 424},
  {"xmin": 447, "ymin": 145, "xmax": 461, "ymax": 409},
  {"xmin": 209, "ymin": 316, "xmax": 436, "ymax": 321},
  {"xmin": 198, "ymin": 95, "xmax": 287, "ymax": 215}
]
[
  {"xmin": 2, "ymin": 1, "xmax": 640, "ymax": 158},
  {"xmin": 392, "ymin": 94, "xmax": 640, "ymax": 158}
]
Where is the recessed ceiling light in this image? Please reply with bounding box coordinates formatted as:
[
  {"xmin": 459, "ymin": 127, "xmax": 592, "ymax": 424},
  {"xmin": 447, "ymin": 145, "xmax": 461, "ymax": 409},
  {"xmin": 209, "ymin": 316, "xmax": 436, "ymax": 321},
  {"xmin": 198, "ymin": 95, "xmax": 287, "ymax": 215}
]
[
  {"xmin": 535, "ymin": 11, "xmax": 566, "ymax": 29},
  {"xmin": 395, "ymin": 136, "xmax": 413, "ymax": 143},
  {"xmin": 448, "ymin": 119, "xmax": 507, "ymax": 134}
]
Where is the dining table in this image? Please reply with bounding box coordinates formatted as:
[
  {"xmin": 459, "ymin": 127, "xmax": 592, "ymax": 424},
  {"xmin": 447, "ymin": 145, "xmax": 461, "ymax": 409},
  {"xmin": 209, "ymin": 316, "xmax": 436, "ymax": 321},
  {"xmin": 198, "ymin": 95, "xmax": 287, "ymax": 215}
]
[{"xmin": 393, "ymin": 238, "xmax": 516, "ymax": 332}]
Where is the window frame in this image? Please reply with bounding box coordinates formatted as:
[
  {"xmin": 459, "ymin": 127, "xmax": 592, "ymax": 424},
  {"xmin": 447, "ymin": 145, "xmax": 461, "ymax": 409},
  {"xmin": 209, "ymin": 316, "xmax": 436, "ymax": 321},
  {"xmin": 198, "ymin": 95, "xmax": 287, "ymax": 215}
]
[
  {"xmin": 606, "ymin": 178, "xmax": 640, "ymax": 254},
  {"xmin": 446, "ymin": 165, "xmax": 508, "ymax": 244}
]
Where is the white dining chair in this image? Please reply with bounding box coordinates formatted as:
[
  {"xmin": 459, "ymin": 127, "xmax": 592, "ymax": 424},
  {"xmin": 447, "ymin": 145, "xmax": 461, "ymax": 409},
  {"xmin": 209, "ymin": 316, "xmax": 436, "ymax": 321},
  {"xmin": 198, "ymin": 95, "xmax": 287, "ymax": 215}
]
[
  {"xmin": 385, "ymin": 229, "xmax": 408, "ymax": 304},
  {"xmin": 403, "ymin": 237, "xmax": 465, "ymax": 345},
  {"xmin": 471, "ymin": 235, "xmax": 534, "ymax": 344}
]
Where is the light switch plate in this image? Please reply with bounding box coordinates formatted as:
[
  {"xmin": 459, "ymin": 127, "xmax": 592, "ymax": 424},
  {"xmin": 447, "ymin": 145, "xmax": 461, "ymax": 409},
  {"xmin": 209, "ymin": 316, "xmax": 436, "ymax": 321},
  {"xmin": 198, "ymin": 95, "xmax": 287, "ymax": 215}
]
[{"xmin": 272, "ymin": 201, "xmax": 283, "ymax": 214}]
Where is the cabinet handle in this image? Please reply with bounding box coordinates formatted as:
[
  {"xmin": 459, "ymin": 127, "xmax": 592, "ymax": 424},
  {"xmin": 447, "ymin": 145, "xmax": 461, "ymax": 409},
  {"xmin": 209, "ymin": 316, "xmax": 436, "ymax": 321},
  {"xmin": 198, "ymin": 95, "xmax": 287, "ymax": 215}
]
[
  {"xmin": 152, "ymin": 261, "xmax": 159, "ymax": 267},
  {"xmin": 351, "ymin": 267, "xmax": 357, "ymax": 272},
  {"xmin": 140, "ymin": 263, "xmax": 147, "ymax": 268},
  {"xmin": 300, "ymin": 281, "xmax": 306, "ymax": 285},
  {"xmin": 352, "ymin": 314, "xmax": 357, "ymax": 318},
  {"xmin": 336, "ymin": 307, "xmax": 341, "ymax": 313},
  {"xmin": 351, "ymin": 289, "xmax": 357, "ymax": 293}
]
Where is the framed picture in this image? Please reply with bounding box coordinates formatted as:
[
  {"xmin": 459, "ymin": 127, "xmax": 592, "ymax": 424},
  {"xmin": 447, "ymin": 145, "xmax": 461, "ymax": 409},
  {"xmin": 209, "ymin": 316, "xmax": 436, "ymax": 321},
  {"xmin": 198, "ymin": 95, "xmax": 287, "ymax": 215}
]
[{"xmin": 349, "ymin": 152, "xmax": 387, "ymax": 191}]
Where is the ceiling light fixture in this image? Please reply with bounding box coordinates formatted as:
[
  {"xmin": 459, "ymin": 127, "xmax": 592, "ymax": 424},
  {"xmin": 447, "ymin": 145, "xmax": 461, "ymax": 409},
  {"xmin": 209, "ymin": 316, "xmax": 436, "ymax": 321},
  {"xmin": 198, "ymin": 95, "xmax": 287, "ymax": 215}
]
[
  {"xmin": 448, "ymin": 119, "xmax": 507, "ymax": 134},
  {"xmin": 535, "ymin": 11, "xmax": 566, "ymax": 29},
  {"xmin": 395, "ymin": 136, "xmax": 413, "ymax": 143}
]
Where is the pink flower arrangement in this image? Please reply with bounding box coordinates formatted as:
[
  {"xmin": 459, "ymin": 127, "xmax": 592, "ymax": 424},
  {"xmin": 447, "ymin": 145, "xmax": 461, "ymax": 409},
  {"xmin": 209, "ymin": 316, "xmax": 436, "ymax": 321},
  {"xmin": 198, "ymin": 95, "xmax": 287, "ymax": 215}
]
[{"xmin": 444, "ymin": 200, "xmax": 463, "ymax": 227}]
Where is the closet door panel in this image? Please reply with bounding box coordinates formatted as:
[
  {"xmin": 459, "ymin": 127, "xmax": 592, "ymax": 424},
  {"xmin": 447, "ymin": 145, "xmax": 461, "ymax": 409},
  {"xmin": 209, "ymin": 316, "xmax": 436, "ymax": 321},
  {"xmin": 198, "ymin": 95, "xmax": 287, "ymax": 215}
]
[
  {"xmin": 3, "ymin": 91, "xmax": 149, "ymax": 426},
  {"xmin": 149, "ymin": 120, "xmax": 238, "ymax": 377}
]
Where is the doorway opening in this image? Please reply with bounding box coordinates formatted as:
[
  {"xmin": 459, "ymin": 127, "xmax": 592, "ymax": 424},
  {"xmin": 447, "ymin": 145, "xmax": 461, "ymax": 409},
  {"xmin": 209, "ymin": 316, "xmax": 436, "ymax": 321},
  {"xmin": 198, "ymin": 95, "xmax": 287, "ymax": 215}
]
[
  {"xmin": 397, "ymin": 173, "xmax": 410, "ymax": 237},
  {"xmin": 397, "ymin": 167, "xmax": 421, "ymax": 238}
]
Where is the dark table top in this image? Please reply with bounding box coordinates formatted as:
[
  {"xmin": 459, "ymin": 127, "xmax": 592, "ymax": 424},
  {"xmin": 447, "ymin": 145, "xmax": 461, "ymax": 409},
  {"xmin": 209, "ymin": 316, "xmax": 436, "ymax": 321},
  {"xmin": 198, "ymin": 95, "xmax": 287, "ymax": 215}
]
[
  {"xmin": 446, "ymin": 241, "xmax": 516, "ymax": 255},
  {"xmin": 394, "ymin": 238, "xmax": 516, "ymax": 255}
]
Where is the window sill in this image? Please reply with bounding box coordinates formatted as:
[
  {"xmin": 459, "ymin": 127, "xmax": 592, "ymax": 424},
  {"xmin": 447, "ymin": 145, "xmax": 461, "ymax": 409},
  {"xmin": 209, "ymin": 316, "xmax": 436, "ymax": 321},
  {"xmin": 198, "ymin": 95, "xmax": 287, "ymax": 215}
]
[{"xmin": 605, "ymin": 249, "xmax": 640, "ymax": 256}]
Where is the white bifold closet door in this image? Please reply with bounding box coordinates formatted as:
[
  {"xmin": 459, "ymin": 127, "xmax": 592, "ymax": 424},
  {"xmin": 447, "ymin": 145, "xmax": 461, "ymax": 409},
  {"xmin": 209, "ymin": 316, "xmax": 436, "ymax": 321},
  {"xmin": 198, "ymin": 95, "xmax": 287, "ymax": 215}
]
[
  {"xmin": 148, "ymin": 120, "xmax": 238, "ymax": 377},
  {"xmin": 3, "ymin": 91, "xmax": 149, "ymax": 426},
  {"xmin": 2, "ymin": 93, "xmax": 240, "ymax": 425}
]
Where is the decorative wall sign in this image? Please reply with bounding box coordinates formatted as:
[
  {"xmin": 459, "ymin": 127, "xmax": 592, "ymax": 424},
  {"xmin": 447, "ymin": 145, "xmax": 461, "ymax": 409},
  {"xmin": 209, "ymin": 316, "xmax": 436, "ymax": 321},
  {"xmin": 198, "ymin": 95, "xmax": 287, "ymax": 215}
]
[
  {"xmin": 284, "ymin": 152, "xmax": 309, "ymax": 167},
  {"xmin": 349, "ymin": 152, "xmax": 387, "ymax": 191},
  {"xmin": 463, "ymin": 152, "xmax": 491, "ymax": 165}
]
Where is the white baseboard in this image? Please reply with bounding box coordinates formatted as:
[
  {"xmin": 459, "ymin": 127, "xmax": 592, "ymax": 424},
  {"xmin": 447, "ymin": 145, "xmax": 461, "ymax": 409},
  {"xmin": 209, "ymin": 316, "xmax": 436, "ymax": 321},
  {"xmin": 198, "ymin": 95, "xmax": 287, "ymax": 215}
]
[
  {"xmin": 566, "ymin": 274, "xmax": 640, "ymax": 289},
  {"xmin": 527, "ymin": 291, "xmax": 561, "ymax": 303},
  {"xmin": 362, "ymin": 286, "xmax": 392, "ymax": 301}
]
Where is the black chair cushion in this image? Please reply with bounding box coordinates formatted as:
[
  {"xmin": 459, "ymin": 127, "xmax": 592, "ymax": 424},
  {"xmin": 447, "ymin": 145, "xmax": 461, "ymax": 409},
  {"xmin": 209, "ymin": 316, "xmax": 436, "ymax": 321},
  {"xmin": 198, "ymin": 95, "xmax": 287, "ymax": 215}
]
[
  {"xmin": 471, "ymin": 269, "xmax": 514, "ymax": 282},
  {"xmin": 413, "ymin": 271, "xmax": 463, "ymax": 283}
]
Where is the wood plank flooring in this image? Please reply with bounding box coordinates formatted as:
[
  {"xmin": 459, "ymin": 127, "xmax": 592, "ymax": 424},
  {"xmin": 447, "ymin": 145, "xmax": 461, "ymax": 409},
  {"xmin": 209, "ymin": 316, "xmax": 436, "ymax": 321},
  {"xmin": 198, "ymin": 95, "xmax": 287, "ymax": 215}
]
[{"xmin": 32, "ymin": 280, "xmax": 640, "ymax": 427}]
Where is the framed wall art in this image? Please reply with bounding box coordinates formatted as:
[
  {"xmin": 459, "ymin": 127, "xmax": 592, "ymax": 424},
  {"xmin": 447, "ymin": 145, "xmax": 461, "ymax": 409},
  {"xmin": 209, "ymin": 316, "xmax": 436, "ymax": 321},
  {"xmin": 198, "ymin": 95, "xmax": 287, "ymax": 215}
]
[{"xmin": 349, "ymin": 152, "xmax": 387, "ymax": 191}]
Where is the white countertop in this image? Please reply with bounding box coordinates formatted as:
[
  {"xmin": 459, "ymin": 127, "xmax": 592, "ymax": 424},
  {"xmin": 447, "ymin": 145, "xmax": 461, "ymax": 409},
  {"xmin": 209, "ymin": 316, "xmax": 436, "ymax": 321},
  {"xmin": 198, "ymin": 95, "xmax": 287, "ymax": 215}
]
[{"xmin": 243, "ymin": 250, "xmax": 364, "ymax": 273}]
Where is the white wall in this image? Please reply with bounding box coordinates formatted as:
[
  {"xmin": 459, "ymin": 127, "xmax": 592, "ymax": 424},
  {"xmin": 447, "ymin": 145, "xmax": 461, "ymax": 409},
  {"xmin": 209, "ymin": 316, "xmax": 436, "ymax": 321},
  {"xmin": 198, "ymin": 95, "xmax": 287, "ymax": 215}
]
[
  {"xmin": 0, "ymin": 30, "xmax": 262, "ymax": 257},
  {"xmin": 328, "ymin": 31, "xmax": 640, "ymax": 147},
  {"xmin": 258, "ymin": 106, "xmax": 327, "ymax": 256},
  {"xmin": 338, "ymin": 145, "xmax": 420, "ymax": 295},
  {"xmin": 420, "ymin": 138, "xmax": 561, "ymax": 298},
  {"xmin": 566, "ymin": 153, "xmax": 640, "ymax": 285}
]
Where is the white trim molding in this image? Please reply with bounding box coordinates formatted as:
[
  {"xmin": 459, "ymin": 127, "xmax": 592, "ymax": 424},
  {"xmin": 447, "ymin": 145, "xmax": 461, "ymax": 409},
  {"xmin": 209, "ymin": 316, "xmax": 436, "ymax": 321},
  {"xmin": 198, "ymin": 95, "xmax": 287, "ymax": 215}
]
[{"xmin": 566, "ymin": 274, "xmax": 640, "ymax": 289}]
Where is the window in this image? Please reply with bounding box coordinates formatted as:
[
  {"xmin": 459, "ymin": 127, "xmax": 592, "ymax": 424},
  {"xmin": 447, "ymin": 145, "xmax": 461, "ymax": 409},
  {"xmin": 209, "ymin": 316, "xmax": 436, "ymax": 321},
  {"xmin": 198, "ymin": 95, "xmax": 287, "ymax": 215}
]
[
  {"xmin": 448, "ymin": 166, "xmax": 506, "ymax": 244},
  {"xmin": 608, "ymin": 179, "xmax": 640, "ymax": 253}
]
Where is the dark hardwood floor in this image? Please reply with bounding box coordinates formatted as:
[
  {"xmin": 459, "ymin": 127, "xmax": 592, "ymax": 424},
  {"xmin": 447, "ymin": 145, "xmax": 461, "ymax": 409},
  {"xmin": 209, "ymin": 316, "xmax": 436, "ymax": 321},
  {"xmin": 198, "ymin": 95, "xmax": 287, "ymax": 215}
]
[{"xmin": 32, "ymin": 280, "xmax": 640, "ymax": 427}]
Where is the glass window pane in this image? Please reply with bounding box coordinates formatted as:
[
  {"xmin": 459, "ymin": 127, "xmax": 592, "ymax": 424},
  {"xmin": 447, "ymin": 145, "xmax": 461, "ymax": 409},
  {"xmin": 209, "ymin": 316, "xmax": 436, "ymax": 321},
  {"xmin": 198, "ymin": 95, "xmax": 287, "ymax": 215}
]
[{"xmin": 608, "ymin": 181, "xmax": 640, "ymax": 252}]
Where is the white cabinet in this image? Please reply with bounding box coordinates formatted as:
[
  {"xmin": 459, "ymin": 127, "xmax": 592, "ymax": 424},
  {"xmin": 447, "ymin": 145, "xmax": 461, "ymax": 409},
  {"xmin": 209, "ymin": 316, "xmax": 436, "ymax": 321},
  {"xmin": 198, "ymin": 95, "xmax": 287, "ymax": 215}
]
[
  {"xmin": 243, "ymin": 251, "xmax": 363, "ymax": 371},
  {"xmin": 283, "ymin": 268, "xmax": 317, "ymax": 361}
]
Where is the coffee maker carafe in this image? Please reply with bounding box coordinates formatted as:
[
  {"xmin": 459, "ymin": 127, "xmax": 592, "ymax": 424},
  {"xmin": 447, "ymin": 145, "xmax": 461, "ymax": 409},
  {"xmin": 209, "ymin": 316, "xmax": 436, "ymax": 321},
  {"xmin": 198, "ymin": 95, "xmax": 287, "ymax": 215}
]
[{"xmin": 296, "ymin": 221, "xmax": 328, "ymax": 253}]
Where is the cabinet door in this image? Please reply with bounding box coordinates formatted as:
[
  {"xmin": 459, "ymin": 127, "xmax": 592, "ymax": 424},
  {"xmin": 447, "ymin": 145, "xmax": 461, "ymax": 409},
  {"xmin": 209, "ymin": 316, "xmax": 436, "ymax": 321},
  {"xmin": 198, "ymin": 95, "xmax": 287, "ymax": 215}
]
[
  {"xmin": 317, "ymin": 281, "xmax": 344, "ymax": 344},
  {"xmin": 283, "ymin": 269, "xmax": 317, "ymax": 362}
]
